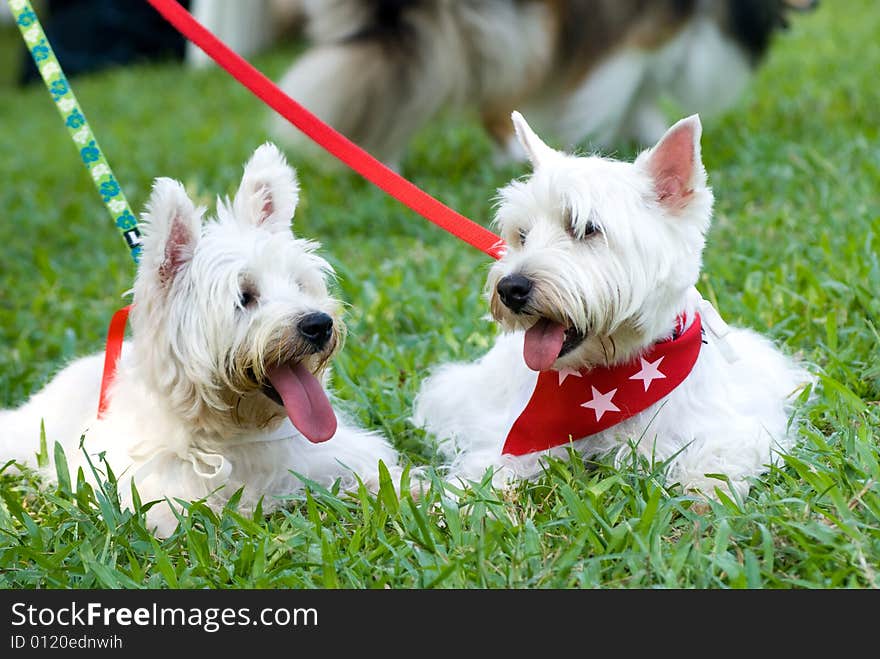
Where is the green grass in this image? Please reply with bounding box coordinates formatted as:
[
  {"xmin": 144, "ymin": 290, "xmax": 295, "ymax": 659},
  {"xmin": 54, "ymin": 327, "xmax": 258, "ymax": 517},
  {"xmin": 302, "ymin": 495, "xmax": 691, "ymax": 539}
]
[{"xmin": 1, "ymin": 2, "xmax": 879, "ymax": 589}]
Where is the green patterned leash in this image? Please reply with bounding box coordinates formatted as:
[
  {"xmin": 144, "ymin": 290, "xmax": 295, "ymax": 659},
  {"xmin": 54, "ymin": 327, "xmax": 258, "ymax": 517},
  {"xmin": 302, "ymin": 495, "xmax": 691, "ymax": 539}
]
[{"xmin": 7, "ymin": 0, "xmax": 142, "ymax": 262}]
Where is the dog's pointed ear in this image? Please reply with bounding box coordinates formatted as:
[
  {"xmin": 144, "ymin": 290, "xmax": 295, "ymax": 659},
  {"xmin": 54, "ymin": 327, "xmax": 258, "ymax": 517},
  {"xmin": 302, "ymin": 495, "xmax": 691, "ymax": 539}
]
[
  {"xmin": 637, "ymin": 114, "xmax": 707, "ymax": 211},
  {"xmin": 511, "ymin": 111, "xmax": 557, "ymax": 168},
  {"xmin": 233, "ymin": 142, "xmax": 299, "ymax": 232},
  {"xmin": 141, "ymin": 177, "xmax": 202, "ymax": 288}
]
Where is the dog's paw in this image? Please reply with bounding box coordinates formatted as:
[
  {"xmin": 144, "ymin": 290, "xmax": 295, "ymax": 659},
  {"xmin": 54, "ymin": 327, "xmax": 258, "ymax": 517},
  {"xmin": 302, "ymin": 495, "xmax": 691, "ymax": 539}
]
[
  {"xmin": 681, "ymin": 474, "xmax": 750, "ymax": 504},
  {"xmin": 146, "ymin": 503, "xmax": 181, "ymax": 539}
]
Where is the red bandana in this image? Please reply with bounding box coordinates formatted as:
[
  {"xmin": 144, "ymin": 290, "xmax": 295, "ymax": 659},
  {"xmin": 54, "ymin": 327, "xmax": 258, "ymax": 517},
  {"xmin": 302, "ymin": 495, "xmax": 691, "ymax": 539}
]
[{"xmin": 502, "ymin": 313, "xmax": 703, "ymax": 455}]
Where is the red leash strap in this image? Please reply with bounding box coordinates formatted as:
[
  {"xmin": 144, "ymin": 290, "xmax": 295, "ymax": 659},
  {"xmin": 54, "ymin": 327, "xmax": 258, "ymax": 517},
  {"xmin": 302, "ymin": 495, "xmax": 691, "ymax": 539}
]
[
  {"xmin": 97, "ymin": 304, "xmax": 131, "ymax": 418},
  {"xmin": 145, "ymin": 0, "xmax": 506, "ymax": 260}
]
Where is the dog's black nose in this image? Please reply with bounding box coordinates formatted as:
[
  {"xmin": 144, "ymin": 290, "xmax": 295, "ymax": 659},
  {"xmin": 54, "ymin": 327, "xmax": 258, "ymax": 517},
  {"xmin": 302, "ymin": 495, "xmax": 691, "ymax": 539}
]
[
  {"xmin": 298, "ymin": 312, "xmax": 334, "ymax": 349},
  {"xmin": 497, "ymin": 274, "xmax": 533, "ymax": 313}
]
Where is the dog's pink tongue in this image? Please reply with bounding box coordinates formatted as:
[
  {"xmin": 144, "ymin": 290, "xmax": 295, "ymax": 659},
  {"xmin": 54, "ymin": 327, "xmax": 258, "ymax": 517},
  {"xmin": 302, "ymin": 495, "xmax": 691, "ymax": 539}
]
[
  {"xmin": 267, "ymin": 363, "xmax": 337, "ymax": 443},
  {"xmin": 524, "ymin": 318, "xmax": 566, "ymax": 372}
]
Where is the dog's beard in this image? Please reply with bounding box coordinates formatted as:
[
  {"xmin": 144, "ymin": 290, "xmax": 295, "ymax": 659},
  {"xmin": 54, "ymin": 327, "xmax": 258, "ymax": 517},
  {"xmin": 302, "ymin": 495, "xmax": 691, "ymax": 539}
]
[
  {"xmin": 226, "ymin": 327, "xmax": 343, "ymax": 442},
  {"xmin": 488, "ymin": 282, "xmax": 655, "ymax": 371},
  {"xmin": 513, "ymin": 313, "xmax": 646, "ymax": 372},
  {"xmin": 488, "ymin": 284, "xmax": 591, "ymax": 370}
]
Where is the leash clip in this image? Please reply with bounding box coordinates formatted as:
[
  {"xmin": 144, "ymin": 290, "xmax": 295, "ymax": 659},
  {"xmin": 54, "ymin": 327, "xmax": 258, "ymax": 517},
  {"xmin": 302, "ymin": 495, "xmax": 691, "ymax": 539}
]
[{"xmin": 687, "ymin": 287, "xmax": 739, "ymax": 363}]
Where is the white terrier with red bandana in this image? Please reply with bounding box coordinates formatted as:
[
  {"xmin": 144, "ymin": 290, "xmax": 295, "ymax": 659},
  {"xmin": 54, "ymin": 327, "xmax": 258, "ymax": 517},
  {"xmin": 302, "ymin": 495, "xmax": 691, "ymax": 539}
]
[
  {"xmin": 0, "ymin": 143, "xmax": 399, "ymax": 536},
  {"xmin": 414, "ymin": 112, "xmax": 812, "ymax": 499}
]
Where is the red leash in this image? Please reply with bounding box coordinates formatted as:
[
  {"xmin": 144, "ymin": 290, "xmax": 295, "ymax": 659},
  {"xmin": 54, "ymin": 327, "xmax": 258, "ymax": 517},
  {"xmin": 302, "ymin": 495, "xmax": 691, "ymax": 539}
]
[
  {"xmin": 97, "ymin": 305, "xmax": 131, "ymax": 417},
  {"xmin": 144, "ymin": 0, "xmax": 506, "ymax": 260}
]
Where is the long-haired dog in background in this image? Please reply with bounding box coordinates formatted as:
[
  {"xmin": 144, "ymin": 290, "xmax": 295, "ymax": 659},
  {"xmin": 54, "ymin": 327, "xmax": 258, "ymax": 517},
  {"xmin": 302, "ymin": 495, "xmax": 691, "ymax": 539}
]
[{"xmin": 272, "ymin": 0, "xmax": 817, "ymax": 169}]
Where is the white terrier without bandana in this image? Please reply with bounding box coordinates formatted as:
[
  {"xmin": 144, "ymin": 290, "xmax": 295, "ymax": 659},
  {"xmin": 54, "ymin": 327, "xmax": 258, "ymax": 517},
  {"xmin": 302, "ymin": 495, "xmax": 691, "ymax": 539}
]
[
  {"xmin": 414, "ymin": 112, "xmax": 813, "ymax": 499},
  {"xmin": 0, "ymin": 143, "xmax": 399, "ymax": 536}
]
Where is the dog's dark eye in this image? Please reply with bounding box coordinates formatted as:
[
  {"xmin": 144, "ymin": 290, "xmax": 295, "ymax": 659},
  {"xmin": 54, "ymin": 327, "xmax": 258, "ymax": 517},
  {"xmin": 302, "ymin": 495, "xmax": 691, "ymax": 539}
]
[
  {"xmin": 566, "ymin": 208, "xmax": 600, "ymax": 240},
  {"xmin": 239, "ymin": 288, "xmax": 258, "ymax": 309},
  {"xmin": 518, "ymin": 228, "xmax": 528, "ymax": 246}
]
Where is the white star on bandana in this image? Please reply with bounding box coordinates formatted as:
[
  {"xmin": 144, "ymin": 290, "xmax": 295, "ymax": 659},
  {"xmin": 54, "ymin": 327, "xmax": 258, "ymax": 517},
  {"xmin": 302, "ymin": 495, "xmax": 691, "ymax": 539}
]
[
  {"xmin": 557, "ymin": 368, "xmax": 583, "ymax": 386},
  {"xmin": 628, "ymin": 356, "xmax": 667, "ymax": 391},
  {"xmin": 580, "ymin": 386, "xmax": 620, "ymax": 421}
]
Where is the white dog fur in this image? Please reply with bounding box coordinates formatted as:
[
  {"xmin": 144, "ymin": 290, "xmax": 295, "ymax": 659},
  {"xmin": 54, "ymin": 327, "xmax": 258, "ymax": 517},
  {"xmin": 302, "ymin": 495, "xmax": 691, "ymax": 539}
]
[
  {"xmin": 0, "ymin": 143, "xmax": 399, "ymax": 536},
  {"xmin": 413, "ymin": 112, "xmax": 813, "ymax": 499}
]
